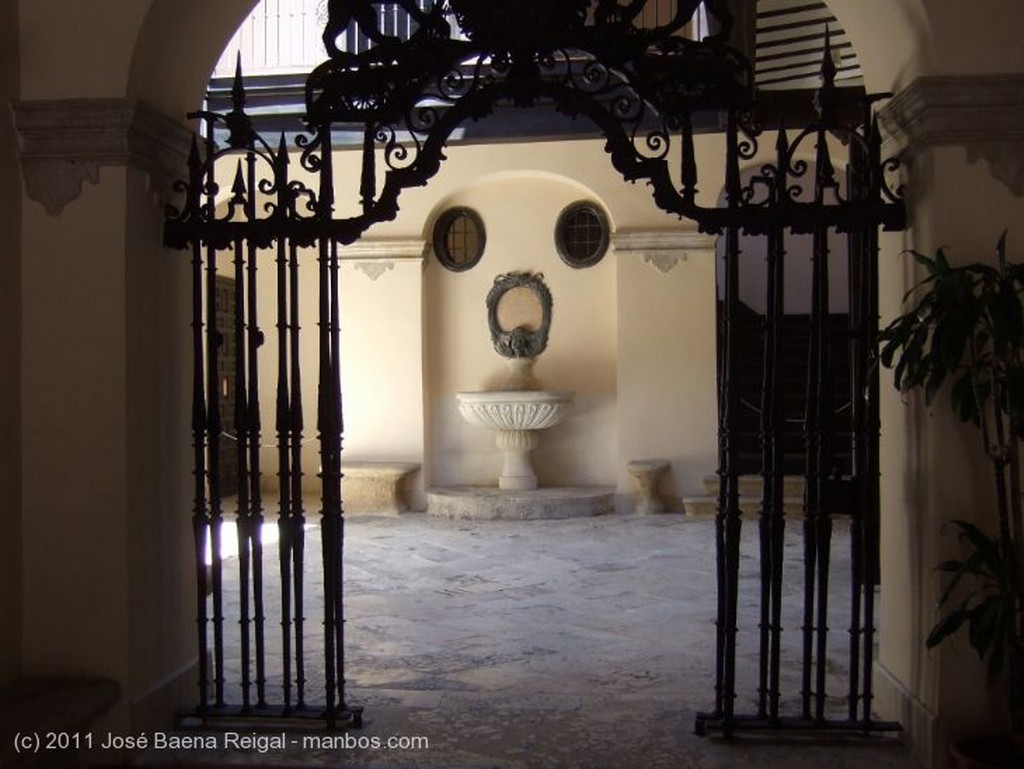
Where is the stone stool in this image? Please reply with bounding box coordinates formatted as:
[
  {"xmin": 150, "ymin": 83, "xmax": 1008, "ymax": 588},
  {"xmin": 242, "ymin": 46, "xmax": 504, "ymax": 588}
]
[
  {"xmin": 341, "ymin": 461, "xmax": 420, "ymax": 515},
  {"xmin": 627, "ymin": 459, "xmax": 670, "ymax": 514}
]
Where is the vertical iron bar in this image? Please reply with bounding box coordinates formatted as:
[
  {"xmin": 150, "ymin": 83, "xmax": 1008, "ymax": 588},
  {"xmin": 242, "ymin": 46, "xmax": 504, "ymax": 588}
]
[
  {"xmin": 681, "ymin": 113, "xmax": 697, "ymax": 207},
  {"xmin": 233, "ymin": 227, "xmax": 252, "ymax": 713},
  {"xmin": 360, "ymin": 125, "xmax": 376, "ymax": 214},
  {"xmin": 757, "ymin": 248, "xmax": 772, "ymax": 721},
  {"xmin": 769, "ymin": 227, "xmax": 787, "ymax": 726},
  {"xmin": 189, "ymin": 181, "xmax": 210, "ymax": 713},
  {"xmin": 204, "ymin": 125, "xmax": 226, "ymax": 709},
  {"xmin": 289, "ymin": 236, "xmax": 307, "ymax": 710},
  {"xmin": 244, "ymin": 149, "xmax": 267, "ymax": 709},
  {"xmin": 764, "ymin": 125, "xmax": 790, "ymax": 724},
  {"xmin": 813, "ymin": 224, "xmax": 833, "ymax": 724},
  {"xmin": 801, "ymin": 191, "xmax": 821, "ymax": 724},
  {"xmin": 330, "ymin": 236, "xmax": 348, "ymax": 713},
  {"xmin": 801, "ymin": 31, "xmax": 837, "ymax": 724},
  {"xmin": 861, "ymin": 116, "xmax": 884, "ymax": 726},
  {"xmin": 847, "ymin": 235, "xmax": 864, "ymax": 723},
  {"xmin": 811, "ymin": 130, "xmax": 836, "ymax": 724},
  {"xmin": 846, "ymin": 128, "xmax": 869, "ymax": 723},
  {"xmin": 316, "ymin": 125, "xmax": 341, "ymax": 720},
  {"xmin": 274, "ymin": 135, "xmax": 294, "ymax": 714},
  {"xmin": 712, "ymin": 285, "xmax": 727, "ymax": 721},
  {"xmin": 719, "ymin": 109, "xmax": 744, "ymax": 735}
]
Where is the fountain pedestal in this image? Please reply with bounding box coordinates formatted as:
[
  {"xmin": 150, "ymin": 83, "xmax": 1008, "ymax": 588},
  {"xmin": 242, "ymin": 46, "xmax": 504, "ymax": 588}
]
[{"xmin": 495, "ymin": 429, "xmax": 540, "ymax": 490}]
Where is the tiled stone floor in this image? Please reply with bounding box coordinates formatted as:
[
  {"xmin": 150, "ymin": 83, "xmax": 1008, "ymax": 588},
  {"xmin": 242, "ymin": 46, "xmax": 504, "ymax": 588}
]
[{"xmin": 137, "ymin": 511, "xmax": 920, "ymax": 768}]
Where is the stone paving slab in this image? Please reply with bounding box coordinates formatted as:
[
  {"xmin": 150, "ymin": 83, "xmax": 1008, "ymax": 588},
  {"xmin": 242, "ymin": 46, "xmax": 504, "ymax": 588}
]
[{"xmin": 125, "ymin": 512, "xmax": 920, "ymax": 768}]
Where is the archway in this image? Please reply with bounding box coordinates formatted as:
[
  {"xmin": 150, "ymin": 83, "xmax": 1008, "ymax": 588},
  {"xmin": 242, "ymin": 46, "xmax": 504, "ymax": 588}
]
[{"xmin": 159, "ymin": 0, "xmax": 905, "ymax": 737}]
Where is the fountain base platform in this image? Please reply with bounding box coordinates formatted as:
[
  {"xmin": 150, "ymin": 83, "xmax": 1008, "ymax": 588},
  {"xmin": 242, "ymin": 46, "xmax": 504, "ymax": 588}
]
[{"xmin": 426, "ymin": 486, "xmax": 615, "ymax": 520}]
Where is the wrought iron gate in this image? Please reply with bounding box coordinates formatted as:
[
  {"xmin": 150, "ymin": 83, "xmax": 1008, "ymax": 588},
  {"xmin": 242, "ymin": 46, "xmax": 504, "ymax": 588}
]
[{"xmin": 163, "ymin": 0, "xmax": 905, "ymax": 732}]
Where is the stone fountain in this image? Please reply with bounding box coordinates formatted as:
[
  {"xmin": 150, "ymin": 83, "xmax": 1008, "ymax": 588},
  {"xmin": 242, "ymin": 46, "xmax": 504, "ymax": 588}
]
[
  {"xmin": 428, "ymin": 271, "xmax": 612, "ymax": 520},
  {"xmin": 456, "ymin": 388, "xmax": 572, "ymax": 490}
]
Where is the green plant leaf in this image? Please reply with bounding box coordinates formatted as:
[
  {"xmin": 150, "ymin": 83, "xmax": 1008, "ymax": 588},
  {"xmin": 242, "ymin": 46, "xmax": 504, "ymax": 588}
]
[
  {"xmin": 926, "ymin": 608, "xmax": 970, "ymax": 648},
  {"xmin": 926, "ymin": 604, "xmax": 970, "ymax": 648},
  {"xmin": 950, "ymin": 519, "xmax": 1001, "ymax": 565},
  {"xmin": 968, "ymin": 594, "xmax": 1002, "ymax": 659},
  {"xmin": 950, "ymin": 371, "xmax": 980, "ymax": 425},
  {"xmin": 997, "ymin": 229, "xmax": 1009, "ymax": 274},
  {"xmin": 936, "ymin": 544, "xmax": 994, "ymax": 608},
  {"xmin": 911, "ymin": 249, "xmax": 938, "ymax": 276}
]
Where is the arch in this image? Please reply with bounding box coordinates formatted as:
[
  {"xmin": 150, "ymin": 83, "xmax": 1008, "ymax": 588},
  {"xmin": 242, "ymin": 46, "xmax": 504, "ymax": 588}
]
[
  {"xmin": 826, "ymin": 0, "xmax": 932, "ymax": 91},
  {"xmin": 128, "ymin": 0, "xmax": 258, "ymax": 119},
  {"xmin": 160, "ymin": 0, "xmax": 909, "ymax": 737}
]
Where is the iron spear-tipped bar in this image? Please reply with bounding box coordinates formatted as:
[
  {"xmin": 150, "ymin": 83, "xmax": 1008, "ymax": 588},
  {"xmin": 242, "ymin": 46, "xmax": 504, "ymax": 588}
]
[
  {"xmin": 272, "ymin": 133, "xmax": 295, "ymax": 714},
  {"xmin": 244, "ymin": 146, "xmax": 268, "ymax": 710},
  {"xmin": 186, "ymin": 134, "xmax": 212, "ymax": 714},
  {"xmin": 201, "ymin": 118, "xmax": 226, "ymax": 710}
]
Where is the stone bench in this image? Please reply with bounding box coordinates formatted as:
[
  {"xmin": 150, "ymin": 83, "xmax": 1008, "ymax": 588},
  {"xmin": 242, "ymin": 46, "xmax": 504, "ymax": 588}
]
[
  {"xmin": 342, "ymin": 461, "xmax": 420, "ymax": 515},
  {"xmin": 0, "ymin": 677, "xmax": 120, "ymax": 767}
]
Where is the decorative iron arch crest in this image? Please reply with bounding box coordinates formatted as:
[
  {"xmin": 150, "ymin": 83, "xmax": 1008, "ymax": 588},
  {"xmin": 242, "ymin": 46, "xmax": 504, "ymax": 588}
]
[{"xmin": 165, "ymin": 1, "xmax": 903, "ymax": 250}]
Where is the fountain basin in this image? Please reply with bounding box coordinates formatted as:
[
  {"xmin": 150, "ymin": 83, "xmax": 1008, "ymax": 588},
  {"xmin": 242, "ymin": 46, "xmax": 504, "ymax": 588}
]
[
  {"xmin": 456, "ymin": 389, "xmax": 572, "ymax": 430},
  {"xmin": 456, "ymin": 390, "xmax": 573, "ymax": 490}
]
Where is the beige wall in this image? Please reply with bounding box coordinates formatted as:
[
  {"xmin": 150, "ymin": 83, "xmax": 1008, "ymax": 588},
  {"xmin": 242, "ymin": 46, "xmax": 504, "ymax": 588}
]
[
  {"xmin": 617, "ymin": 246, "xmax": 717, "ymax": 506},
  {"xmin": 125, "ymin": 165, "xmax": 197, "ymax": 729},
  {"xmin": 0, "ymin": 0, "xmax": 21, "ymax": 686},
  {"xmin": 876, "ymin": 144, "xmax": 1024, "ymax": 762},
  {"xmin": 238, "ymin": 138, "xmax": 736, "ymax": 504},
  {"xmin": 14, "ymin": 0, "xmax": 235, "ymax": 734},
  {"xmin": 20, "ymin": 162, "xmax": 194, "ymax": 728},
  {"xmin": 364, "ymin": 135, "xmax": 734, "ymax": 499},
  {"xmin": 21, "ymin": 168, "xmax": 132, "ymax": 720},
  {"xmin": 339, "ymin": 255, "xmax": 425, "ymax": 465}
]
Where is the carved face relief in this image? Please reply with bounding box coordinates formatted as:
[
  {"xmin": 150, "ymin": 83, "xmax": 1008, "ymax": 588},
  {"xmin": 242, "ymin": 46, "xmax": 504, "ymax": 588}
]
[{"xmin": 486, "ymin": 272, "xmax": 553, "ymax": 358}]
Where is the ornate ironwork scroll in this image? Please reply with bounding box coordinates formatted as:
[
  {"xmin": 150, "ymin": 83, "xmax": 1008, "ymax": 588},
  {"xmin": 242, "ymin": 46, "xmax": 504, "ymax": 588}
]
[{"xmin": 164, "ymin": 0, "xmax": 905, "ymax": 734}]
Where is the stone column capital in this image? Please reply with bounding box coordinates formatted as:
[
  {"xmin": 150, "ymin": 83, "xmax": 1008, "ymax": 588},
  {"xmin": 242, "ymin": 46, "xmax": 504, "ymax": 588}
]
[
  {"xmin": 881, "ymin": 74, "xmax": 1024, "ymax": 197},
  {"xmin": 13, "ymin": 98, "xmax": 193, "ymax": 215}
]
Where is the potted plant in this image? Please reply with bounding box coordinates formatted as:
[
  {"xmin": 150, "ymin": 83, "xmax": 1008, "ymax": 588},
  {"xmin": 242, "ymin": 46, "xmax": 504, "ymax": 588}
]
[{"xmin": 877, "ymin": 232, "xmax": 1024, "ymax": 768}]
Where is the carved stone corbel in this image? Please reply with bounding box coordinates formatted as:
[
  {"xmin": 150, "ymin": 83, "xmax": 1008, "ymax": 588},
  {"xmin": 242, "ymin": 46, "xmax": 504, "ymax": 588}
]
[
  {"xmin": 612, "ymin": 230, "xmax": 717, "ymax": 273},
  {"xmin": 340, "ymin": 238, "xmax": 426, "ymax": 280}
]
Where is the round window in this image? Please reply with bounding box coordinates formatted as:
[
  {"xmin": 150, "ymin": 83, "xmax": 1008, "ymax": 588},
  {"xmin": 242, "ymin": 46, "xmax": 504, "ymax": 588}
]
[
  {"xmin": 433, "ymin": 207, "xmax": 485, "ymax": 271},
  {"xmin": 555, "ymin": 202, "xmax": 609, "ymax": 268}
]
